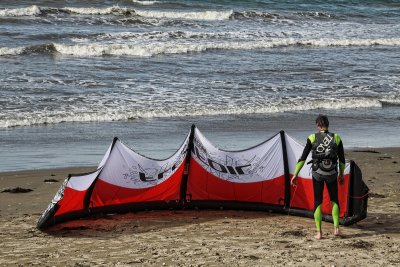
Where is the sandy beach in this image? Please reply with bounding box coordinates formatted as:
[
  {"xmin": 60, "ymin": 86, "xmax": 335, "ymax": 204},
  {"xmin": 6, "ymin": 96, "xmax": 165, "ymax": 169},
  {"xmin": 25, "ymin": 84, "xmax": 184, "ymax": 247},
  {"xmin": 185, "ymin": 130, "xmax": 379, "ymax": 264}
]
[
  {"xmin": 2, "ymin": 0, "xmax": 400, "ymax": 266},
  {"xmin": 0, "ymin": 148, "xmax": 399, "ymax": 266}
]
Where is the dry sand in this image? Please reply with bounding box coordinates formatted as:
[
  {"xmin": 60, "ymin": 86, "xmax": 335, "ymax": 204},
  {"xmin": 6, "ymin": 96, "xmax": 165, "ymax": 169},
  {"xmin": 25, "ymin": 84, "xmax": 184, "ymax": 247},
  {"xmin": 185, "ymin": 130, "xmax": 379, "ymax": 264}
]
[{"xmin": 0, "ymin": 149, "xmax": 399, "ymax": 266}]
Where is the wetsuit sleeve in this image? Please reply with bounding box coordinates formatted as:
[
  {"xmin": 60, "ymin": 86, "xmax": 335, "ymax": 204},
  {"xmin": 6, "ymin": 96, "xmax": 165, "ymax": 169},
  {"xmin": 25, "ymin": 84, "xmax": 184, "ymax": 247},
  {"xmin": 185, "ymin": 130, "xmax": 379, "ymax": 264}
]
[
  {"xmin": 293, "ymin": 136, "xmax": 313, "ymax": 177},
  {"xmin": 337, "ymin": 138, "xmax": 345, "ymax": 177}
]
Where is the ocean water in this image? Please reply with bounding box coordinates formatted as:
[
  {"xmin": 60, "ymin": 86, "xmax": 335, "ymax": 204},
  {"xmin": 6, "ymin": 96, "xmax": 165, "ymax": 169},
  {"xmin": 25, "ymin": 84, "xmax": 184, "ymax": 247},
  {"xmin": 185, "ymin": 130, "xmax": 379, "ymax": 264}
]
[{"xmin": 1, "ymin": 0, "xmax": 399, "ymax": 171}]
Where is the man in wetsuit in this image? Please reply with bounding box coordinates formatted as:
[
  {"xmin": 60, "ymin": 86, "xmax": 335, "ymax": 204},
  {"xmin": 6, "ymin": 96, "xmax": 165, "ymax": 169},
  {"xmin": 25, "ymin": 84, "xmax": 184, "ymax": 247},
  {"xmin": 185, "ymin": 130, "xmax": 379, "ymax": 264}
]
[{"xmin": 291, "ymin": 115, "xmax": 345, "ymax": 240}]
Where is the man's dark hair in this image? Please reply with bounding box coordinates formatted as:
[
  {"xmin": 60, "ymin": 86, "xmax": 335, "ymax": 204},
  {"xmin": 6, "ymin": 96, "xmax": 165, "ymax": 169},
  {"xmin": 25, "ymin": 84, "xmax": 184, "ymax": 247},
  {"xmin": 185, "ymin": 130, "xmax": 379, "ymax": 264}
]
[{"xmin": 316, "ymin": 114, "xmax": 329, "ymax": 128}]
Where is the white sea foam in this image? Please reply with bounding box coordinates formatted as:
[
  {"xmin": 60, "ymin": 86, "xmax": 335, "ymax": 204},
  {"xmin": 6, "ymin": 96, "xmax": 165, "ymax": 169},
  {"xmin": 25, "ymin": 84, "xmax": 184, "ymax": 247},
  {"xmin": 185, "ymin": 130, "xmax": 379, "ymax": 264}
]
[
  {"xmin": 0, "ymin": 97, "xmax": 384, "ymax": 128},
  {"xmin": 70, "ymin": 30, "xmax": 283, "ymax": 44},
  {"xmin": 2, "ymin": 37, "xmax": 400, "ymax": 58},
  {"xmin": 132, "ymin": 0, "xmax": 160, "ymax": 5},
  {"xmin": 380, "ymin": 96, "xmax": 400, "ymax": 106},
  {"xmin": 62, "ymin": 6, "xmax": 125, "ymax": 15},
  {"xmin": 51, "ymin": 37, "xmax": 400, "ymax": 57},
  {"xmin": 134, "ymin": 10, "xmax": 233, "ymax": 20},
  {"xmin": 0, "ymin": 5, "xmax": 231, "ymax": 20},
  {"xmin": 53, "ymin": 43, "xmax": 151, "ymax": 57},
  {"xmin": 0, "ymin": 46, "xmax": 25, "ymax": 56},
  {"xmin": 0, "ymin": 5, "xmax": 41, "ymax": 17},
  {"xmin": 303, "ymin": 38, "xmax": 400, "ymax": 47}
]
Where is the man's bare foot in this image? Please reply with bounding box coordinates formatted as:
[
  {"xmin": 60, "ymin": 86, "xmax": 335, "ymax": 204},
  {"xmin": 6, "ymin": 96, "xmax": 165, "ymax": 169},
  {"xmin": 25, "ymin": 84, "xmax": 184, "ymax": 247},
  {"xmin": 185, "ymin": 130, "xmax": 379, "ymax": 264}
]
[
  {"xmin": 334, "ymin": 227, "xmax": 340, "ymax": 236},
  {"xmin": 315, "ymin": 231, "xmax": 322, "ymax": 240}
]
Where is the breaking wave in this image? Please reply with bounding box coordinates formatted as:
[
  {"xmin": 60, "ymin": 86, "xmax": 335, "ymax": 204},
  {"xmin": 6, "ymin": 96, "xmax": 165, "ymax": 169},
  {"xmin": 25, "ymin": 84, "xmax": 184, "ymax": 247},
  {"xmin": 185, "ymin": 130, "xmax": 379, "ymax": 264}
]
[
  {"xmin": 61, "ymin": 6, "xmax": 127, "ymax": 15},
  {"xmin": 296, "ymin": 11, "xmax": 337, "ymax": 19},
  {"xmin": 0, "ymin": 5, "xmax": 132, "ymax": 17},
  {"xmin": 132, "ymin": 0, "xmax": 161, "ymax": 5},
  {"xmin": 380, "ymin": 97, "xmax": 400, "ymax": 107},
  {"xmin": 0, "ymin": 5, "xmax": 338, "ymax": 21},
  {"xmin": 2, "ymin": 37, "xmax": 400, "ymax": 57},
  {"xmin": 0, "ymin": 97, "xmax": 387, "ymax": 128},
  {"xmin": 231, "ymin": 11, "xmax": 287, "ymax": 20},
  {"xmin": 70, "ymin": 30, "xmax": 287, "ymax": 43},
  {"xmin": 0, "ymin": 5, "xmax": 232, "ymax": 20},
  {"xmin": 134, "ymin": 10, "xmax": 233, "ymax": 20},
  {"xmin": 0, "ymin": 46, "xmax": 25, "ymax": 56},
  {"xmin": 0, "ymin": 5, "xmax": 41, "ymax": 17},
  {"xmin": 0, "ymin": 43, "xmax": 56, "ymax": 56}
]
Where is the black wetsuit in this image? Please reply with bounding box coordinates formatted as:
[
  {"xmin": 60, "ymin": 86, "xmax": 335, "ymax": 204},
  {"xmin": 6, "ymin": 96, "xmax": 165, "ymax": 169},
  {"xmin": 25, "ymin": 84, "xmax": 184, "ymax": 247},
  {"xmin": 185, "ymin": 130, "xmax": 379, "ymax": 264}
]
[{"xmin": 295, "ymin": 130, "xmax": 345, "ymax": 210}]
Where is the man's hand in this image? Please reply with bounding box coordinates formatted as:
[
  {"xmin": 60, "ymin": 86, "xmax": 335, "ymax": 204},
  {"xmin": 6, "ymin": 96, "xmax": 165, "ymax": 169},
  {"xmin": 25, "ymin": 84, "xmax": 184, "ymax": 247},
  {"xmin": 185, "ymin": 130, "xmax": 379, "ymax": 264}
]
[
  {"xmin": 291, "ymin": 175, "xmax": 298, "ymax": 186},
  {"xmin": 338, "ymin": 175, "xmax": 344, "ymax": 185}
]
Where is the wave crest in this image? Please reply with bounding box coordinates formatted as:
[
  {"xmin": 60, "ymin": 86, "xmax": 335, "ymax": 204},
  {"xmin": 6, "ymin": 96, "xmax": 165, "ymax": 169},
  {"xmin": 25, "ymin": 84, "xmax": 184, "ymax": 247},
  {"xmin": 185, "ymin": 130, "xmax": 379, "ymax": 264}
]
[
  {"xmin": 0, "ymin": 46, "xmax": 25, "ymax": 56},
  {"xmin": 0, "ymin": 44, "xmax": 57, "ymax": 56},
  {"xmin": 134, "ymin": 10, "xmax": 233, "ymax": 20},
  {"xmin": 0, "ymin": 5, "xmax": 41, "ymax": 17},
  {"xmin": 2, "ymin": 37, "xmax": 400, "ymax": 58},
  {"xmin": 0, "ymin": 5, "xmax": 233, "ymax": 21},
  {"xmin": 231, "ymin": 11, "xmax": 286, "ymax": 20},
  {"xmin": 132, "ymin": 0, "xmax": 160, "ymax": 5},
  {"xmin": 0, "ymin": 97, "xmax": 386, "ymax": 128},
  {"xmin": 0, "ymin": 5, "xmax": 348, "ymax": 22},
  {"xmin": 61, "ymin": 6, "xmax": 132, "ymax": 16},
  {"xmin": 2, "ymin": 37, "xmax": 399, "ymax": 57}
]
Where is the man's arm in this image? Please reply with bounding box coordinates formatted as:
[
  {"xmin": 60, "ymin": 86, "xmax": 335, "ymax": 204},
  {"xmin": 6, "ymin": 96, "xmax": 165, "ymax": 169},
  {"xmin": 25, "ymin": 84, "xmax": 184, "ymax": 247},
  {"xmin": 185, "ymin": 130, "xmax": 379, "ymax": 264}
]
[{"xmin": 293, "ymin": 135, "xmax": 313, "ymax": 177}]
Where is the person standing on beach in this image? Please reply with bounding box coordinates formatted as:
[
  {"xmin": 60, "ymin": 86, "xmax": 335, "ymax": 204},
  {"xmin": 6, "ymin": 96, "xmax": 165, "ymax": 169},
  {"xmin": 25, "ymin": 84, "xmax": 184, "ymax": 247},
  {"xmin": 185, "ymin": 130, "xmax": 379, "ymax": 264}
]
[{"xmin": 290, "ymin": 115, "xmax": 345, "ymax": 240}]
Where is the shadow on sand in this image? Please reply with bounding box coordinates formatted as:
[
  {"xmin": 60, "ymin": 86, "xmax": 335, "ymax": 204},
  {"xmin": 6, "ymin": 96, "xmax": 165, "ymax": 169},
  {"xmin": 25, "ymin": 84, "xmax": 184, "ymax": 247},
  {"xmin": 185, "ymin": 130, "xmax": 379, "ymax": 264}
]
[
  {"xmin": 42, "ymin": 209, "xmax": 281, "ymax": 238},
  {"xmin": 40, "ymin": 209, "xmax": 399, "ymax": 240}
]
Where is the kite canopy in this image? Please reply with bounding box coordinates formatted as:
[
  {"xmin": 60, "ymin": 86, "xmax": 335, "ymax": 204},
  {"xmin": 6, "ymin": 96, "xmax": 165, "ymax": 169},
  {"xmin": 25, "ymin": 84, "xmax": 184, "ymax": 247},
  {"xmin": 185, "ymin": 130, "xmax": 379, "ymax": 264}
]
[{"xmin": 37, "ymin": 125, "xmax": 368, "ymax": 230}]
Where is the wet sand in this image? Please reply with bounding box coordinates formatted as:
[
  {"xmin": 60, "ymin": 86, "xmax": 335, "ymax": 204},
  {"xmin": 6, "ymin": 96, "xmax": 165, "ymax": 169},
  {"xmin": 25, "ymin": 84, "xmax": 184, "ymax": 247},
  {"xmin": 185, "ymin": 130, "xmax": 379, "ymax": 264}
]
[{"xmin": 0, "ymin": 149, "xmax": 399, "ymax": 266}]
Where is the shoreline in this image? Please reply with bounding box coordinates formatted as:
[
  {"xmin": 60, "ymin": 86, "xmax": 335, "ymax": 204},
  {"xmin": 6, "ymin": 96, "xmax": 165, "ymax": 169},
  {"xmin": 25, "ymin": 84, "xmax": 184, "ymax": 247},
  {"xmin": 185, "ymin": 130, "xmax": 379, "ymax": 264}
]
[
  {"xmin": 2, "ymin": 111, "xmax": 400, "ymax": 173},
  {"xmin": 1, "ymin": 147, "xmax": 399, "ymax": 266}
]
